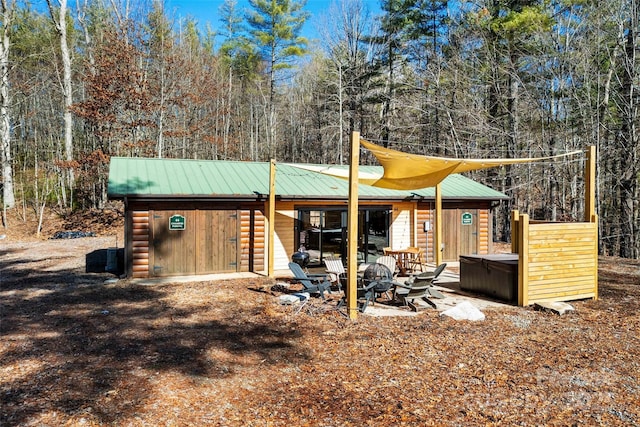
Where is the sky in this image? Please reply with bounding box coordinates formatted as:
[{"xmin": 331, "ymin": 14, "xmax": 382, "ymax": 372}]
[{"xmin": 165, "ymin": 0, "xmax": 382, "ymax": 44}]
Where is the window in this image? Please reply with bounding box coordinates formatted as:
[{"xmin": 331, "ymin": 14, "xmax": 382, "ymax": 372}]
[{"xmin": 296, "ymin": 207, "xmax": 390, "ymax": 267}]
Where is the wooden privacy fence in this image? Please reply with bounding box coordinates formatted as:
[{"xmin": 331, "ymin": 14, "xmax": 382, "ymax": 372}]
[{"xmin": 511, "ymin": 210, "xmax": 598, "ymax": 306}]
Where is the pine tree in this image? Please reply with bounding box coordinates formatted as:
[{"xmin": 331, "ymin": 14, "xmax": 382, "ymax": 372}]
[{"xmin": 246, "ymin": 0, "xmax": 309, "ymax": 159}]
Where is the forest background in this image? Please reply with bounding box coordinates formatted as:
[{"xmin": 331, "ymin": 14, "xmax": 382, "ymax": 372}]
[{"xmin": 0, "ymin": 0, "xmax": 638, "ymax": 258}]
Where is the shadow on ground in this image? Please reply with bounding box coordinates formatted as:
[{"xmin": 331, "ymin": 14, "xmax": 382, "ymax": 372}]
[{"xmin": 0, "ymin": 253, "xmax": 304, "ymax": 426}]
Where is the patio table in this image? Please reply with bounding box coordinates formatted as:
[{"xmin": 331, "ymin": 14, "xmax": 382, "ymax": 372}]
[{"xmin": 385, "ymin": 248, "xmax": 421, "ymax": 275}]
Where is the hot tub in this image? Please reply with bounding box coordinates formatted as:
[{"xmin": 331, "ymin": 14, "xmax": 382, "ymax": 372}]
[{"xmin": 459, "ymin": 254, "xmax": 519, "ymax": 302}]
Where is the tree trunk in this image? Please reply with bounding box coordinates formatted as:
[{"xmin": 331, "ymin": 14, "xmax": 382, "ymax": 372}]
[
  {"xmin": 269, "ymin": 47, "xmax": 277, "ymax": 160},
  {"xmin": 59, "ymin": 0, "xmax": 73, "ymax": 166},
  {"xmin": 0, "ymin": 0, "xmax": 15, "ymax": 212},
  {"xmin": 47, "ymin": 0, "xmax": 75, "ymax": 205},
  {"xmin": 619, "ymin": 3, "xmax": 639, "ymax": 258}
]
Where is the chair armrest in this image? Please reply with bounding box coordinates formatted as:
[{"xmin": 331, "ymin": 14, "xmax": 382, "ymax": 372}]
[
  {"xmin": 393, "ymin": 282, "xmax": 412, "ymax": 290},
  {"xmin": 306, "ymin": 273, "xmax": 330, "ymax": 281},
  {"xmin": 325, "ymin": 269, "xmax": 346, "ymax": 277},
  {"xmin": 413, "ymin": 272, "xmax": 435, "ymax": 280},
  {"xmin": 292, "ymin": 276, "xmax": 327, "ymax": 282}
]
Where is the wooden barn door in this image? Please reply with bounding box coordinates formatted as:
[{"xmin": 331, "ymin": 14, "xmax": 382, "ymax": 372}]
[
  {"xmin": 151, "ymin": 209, "xmax": 238, "ymax": 277},
  {"xmin": 443, "ymin": 210, "xmax": 459, "ymax": 261},
  {"xmin": 196, "ymin": 210, "xmax": 238, "ymax": 273},
  {"xmin": 458, "ymin": 209, "xmax": 479, "ymax": 256},
  {"xmin": 443, "ymin": 209, "xmax": 479, "ymax": 261},
  {"xmin": 151, "ymin": 210, "xmax": 197, "ymax": 276}
]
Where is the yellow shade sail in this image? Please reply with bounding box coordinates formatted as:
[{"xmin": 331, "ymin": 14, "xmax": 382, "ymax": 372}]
[{"xmin": 358, "ymin": 139, "xmax": 583, "ymax": 190}]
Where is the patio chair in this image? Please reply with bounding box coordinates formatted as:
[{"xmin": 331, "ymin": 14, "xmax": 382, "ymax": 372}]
[
  {"xmin": 392, "ymin": 279, "xmax": 438, "ymax": 311},
  {"xmin": 323, "ymin": 256, "xmax": 346, "ymax": 292},
  {"xmin": 375, "ymin": 255, "xmax": 398, "ymax": 278},
  {"xmin": 412, "ymin": 263, "xmax": 447, "ymax": 289},
  {"xmin": 336, "ymin": 280, "xmax": 377, "ymax": 313},
  {"xmin": 406, "ymin": 247, "xmax": 425, "ymax": 272},
  {"xmin": 393, "ymin": 263, "xmax": 448, "ymax": 310},
  {"xmin": 288, "ymin": 262, "xmax": 332, "ymax": 300}
]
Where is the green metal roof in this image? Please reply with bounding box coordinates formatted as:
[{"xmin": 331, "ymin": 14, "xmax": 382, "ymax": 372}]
[{"xmin": 108, "ymin": 157, "xmax": 507, "ymax": 200}]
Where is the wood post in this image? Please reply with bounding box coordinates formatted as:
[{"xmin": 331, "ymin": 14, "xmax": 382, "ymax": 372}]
[
  {"xmin": 267, "ymin": 159, "xmax": 276, "ymax": 278},
  {"xmin": 435, "ymin": 183, "xmax": 443, "ymax": 266},
  {"xmin": 511, "ymin": 210, "xmax": 519, "ymax": 253},
  {"xmin": 585, "ymin": 146, "xmax": 596, "ymax": 223},
  {"xmin": 347, "ymin": 132, "xmax": 360, "ymax": 319},
  {"xmin": 592, "ymin": 213, "xmax": 599, "ymax": 300},
  {"xmin": 585, "ymin": 147, "xmax": 598, "ymax": 299},
  {"xmin": 517, "ymin": 213, "xmax": 529, "ymax": 306}
]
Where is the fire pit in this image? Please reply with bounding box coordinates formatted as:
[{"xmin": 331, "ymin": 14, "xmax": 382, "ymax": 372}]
[
  {"xmin": 291, "ymin": 251, "xmax": 310, "ymax": 268},
  {"xmin": 362, "ymin": 263, "xmax": 394, "ymax": 298}
]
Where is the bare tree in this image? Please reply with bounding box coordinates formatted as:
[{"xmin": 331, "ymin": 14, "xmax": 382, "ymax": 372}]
[
  {"xmin": 614, "ymin": 0, "xmax": 639, "ymax": 257},
  {"xmin": 246, "ymin": 0, "xmax": 309, "ymax": 159},
  {"xmin": 0, "ymin": 0, "xmax": 15, "ymax": 219},
  {"xmin": 47, "ymin": 0, "xmax": 75, "ymax": 207},
  {"xmin": 318, "ymin": 0, "xmax": 380, "ymax": 156}
]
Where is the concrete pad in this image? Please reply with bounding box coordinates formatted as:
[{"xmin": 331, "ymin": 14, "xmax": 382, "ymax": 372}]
[
  {"xmin": 132, "ymin": 272, "xmax": 259, "ymax": 285},
  {"xmin": 131, "ymin": 265, "xmax": 514, "ymax": 318},
  {"xmin": 427, "ymin": 284, "xmax": 510, "ymax": 311},
  {"xmin": 281, "ymin": 264, "xmax": 514, "ymax": 317},
  {"xmin": 360, "ymin": 304, "xmax": 420, "ymax": 317}
]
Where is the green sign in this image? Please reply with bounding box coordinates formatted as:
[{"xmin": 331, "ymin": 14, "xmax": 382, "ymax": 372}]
[
  {"xmin": 461, "ymin": 212, "xmax": 473, "ymax": 225},
  {"xmin": 169, "ymin": 214, "xmax": 186, "ymax": 230}
]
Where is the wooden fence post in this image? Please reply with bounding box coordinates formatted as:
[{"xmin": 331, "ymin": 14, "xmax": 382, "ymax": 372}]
[
  {"xmin": 592, "ymin": 214, "xmax": 599, "ymax": 300},
  {"xmin": 585, "ymin": 146, "xmax": 596, "ymax": 223},
  {"xmin": 517, "ymin": 213, "xmax": 529, "ymax": 306},
  {"xmin": 511, "ymin": 210, "xmax": 519, "ymax": 253}
]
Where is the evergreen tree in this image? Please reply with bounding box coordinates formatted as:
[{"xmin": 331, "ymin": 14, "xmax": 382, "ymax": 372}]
[{"xmin": 246, "ymin": 0, "xmax": 309, "ymax": 159}]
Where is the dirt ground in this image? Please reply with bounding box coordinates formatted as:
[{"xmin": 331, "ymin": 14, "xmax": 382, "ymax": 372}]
[{"xmin": 1, "ymin": 210, "xmax": 640, "ymax": 426}]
